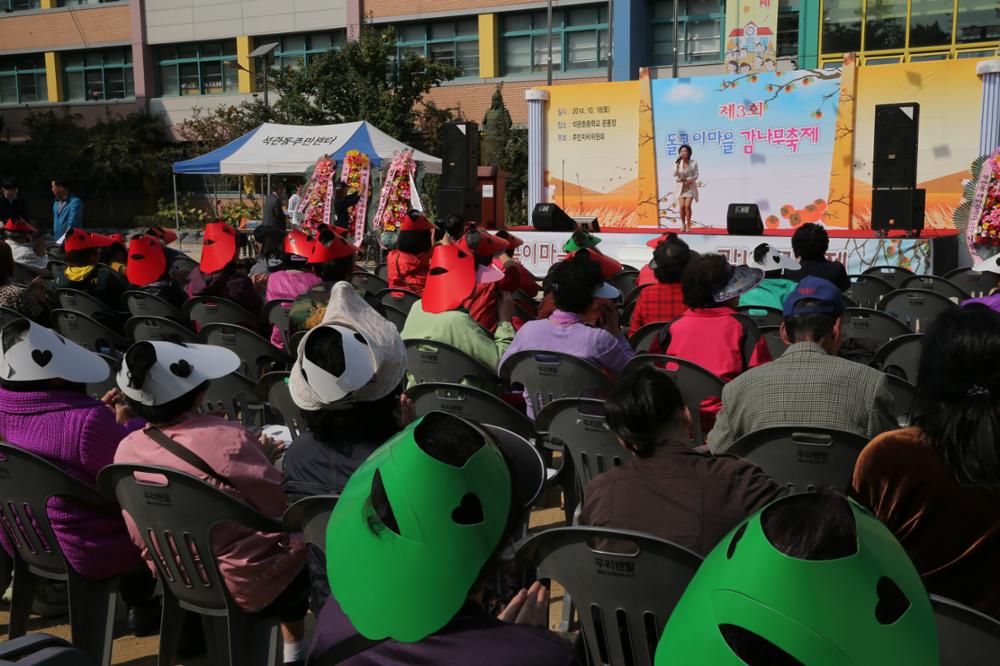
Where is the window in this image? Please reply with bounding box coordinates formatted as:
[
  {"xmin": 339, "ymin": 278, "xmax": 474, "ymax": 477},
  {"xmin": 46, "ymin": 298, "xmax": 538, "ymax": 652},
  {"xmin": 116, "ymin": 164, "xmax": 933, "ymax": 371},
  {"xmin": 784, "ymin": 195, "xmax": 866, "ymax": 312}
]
[
  {"xmin": 821, "ymin": 0, "xmax": 862, "ymax": 53},
  {"xmin": 58, "ymin": 0, "xmax": 120, "ymax": 5},
  {"xmin": 4, "ymin": 0, "xmax": 40, "ymax": 10},
  {"xmin": 157, "ymin": 40, "xmax": 238, "ymax": 96},
  {"xmin": 864, "ymin": 0, "xmax": 907, "ymax": 51},
  {"xmin": 956, "ymin": 0, "xmax": 1000, "ymax": 44},
  {"xmin": 63, "ymin": 48, "xmax": 133, "ymax": 101},
  {"xmin": 0, "ymin": 54, "xmax": 46, "ymax": 105},
  {"xmin": 501, "ymin": 6, "xmax": 608, "ymax": 75},
  {"xmin": 908, "ymin": 0, "xmax": 953, "ymax": 47},
  {"xmin": 777, "ymin": 0, "xmax": 800, "ymax": 57},
  {"xmin": 267, "ymin": 31, "xmax": 346, "ymax": 71},
  {"xmin": 649, "ymin": 0, "xmax": 725, "ymax": 66},
  {"xmin": 394, "ymin": 19, "xmax": 479, "ymax": 77}
]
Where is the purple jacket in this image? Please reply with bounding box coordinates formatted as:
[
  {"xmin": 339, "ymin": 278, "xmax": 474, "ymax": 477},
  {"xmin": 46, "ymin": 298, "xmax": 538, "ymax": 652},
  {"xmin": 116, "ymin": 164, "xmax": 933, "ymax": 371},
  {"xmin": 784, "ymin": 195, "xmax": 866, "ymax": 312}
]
[{"xmin": 0, "ymin": 388, "xmax": 144, "ymax": 580}]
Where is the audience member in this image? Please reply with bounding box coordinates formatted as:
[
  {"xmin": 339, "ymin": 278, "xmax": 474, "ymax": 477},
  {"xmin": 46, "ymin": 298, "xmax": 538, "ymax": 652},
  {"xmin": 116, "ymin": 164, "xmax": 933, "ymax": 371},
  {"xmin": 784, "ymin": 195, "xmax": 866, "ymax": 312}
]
[
  {"xmin": 282, "ymin": 282, "xmax": 408, "ymax": 613},
  {"xmin": 962, "ymin": 253, "xmax": 1000, "ymax": 312},
  {"xmin": 0, "ymin": 243, "xmax": 46, "ymax": 320},
  {"xmin": 249, "ymin": 226, "xmax": 287, "ymax": 278},
  {"xmin": 55, "ymin": 229, "xmax": 128, "ymax": 309},
  {"xmin": 51, "ymin": 178, "xmax": 83, "ymax": 242},
  {"xmin": 738, "ymin": 242, "xmax": 800, "ymax": 310},
  {"xmin": 493, "ymin": 230, "xmax": 539, "ymax": 300},
  {"xmin": 264, "ymin": 230, "xmax": 323, "ymax": 347},
  {"xmin": 113, "ymin": 340, "xmax": 309, "ymax": 662},
  {"xmin": 537, "ymin": 247, "xmax": 622, "ymax": 327},
  {"xmin": 709, "ymin": 277, "xmax": 896, "ymax": 454},
  {"xmin": 288, "ymin": 226, "xmax": 359, "ymax": 334},
  {"xmin": 436, "ymin": 213, "xmax": 467, "ymax": 245},
  {"xmin": 852, "ymin": 304, "xmax": 1000, "ymax": 620},
  {"xmin": 3, "ymin": 218, "xmax": 48, "ymax": 274},
  {"xmin": 0, "ymin": 319, "xmax": 159, "ymax": 635},
  {"xmin": 562, "ymin": 229, "xmax": 601, "ymax": 254},
  {"xmin": 125, "ymin": 235, "xmax": 186, "ymax": 309},
  {"xmin": 102, "ymin": 234, "xmax": 128, "ymax": 275},
  {"xmin": 459, "ymin": 226, "xmax": 520, "ymax": 333},
  {"xmin": 307, "ymin": 412, "xmax": 573, "ymax": 666},
  {"xmin": 637, "ymin": 233, "xmax": 672, "ymax": 286},
  {"xmin": 579, "ymin": 366, "xmax": 782, "ymax": 554},
  {"xmin": 655, "ymin": 492, "xmax": 938, "ymax": 664},
  {"xmin": 628, "ymin": 233, "xmax": 692, "ymax": 337},
  {"xmin": 783, "ymin": 222, "xmax": 850, "ymax": 291},
  {"xmin": 386, "ymin": 211, "xmax": 434, "ymax": 295},
  {"xmin": 186, "ymin": 221, "xmax": 262, "ymax": 317},
  {"xmin": 0, "ymin": 178, "xmax": 29, "ymax": 224}
]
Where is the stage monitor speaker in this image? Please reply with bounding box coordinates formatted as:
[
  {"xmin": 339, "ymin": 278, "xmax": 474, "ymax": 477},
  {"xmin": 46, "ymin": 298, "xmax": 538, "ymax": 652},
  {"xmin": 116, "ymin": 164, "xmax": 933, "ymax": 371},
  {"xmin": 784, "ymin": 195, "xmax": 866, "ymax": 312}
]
[
  {"xmin": 873, "ymin": 103, "xmax": 919, "ymax": 189},
  {"xmin": 532, "ymin": 202, "xmax": 577, "ymax": 231},
  {"xmin": 572, "ymin": 216, "xmax": 600, "ymax": 232},
  {"xmin": 872, "ymin": 187, "xmax": 925, "ymax": 236},
  {"xmin": 437, "ymin": 187, "xmax": 482, "ymax": 223},
  {"xmin": 440, "ymin": 122, "xmax": 480, "ymax": 189},
  {"xmin": 726, "ymin": 203, "xmax": 764, "ymax": 235}
]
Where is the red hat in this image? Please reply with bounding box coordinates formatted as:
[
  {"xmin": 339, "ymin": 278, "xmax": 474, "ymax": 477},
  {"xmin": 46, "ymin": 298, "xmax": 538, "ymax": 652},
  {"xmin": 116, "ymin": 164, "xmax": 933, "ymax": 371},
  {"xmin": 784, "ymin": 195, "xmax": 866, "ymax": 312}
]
[
  {"xmin": 495, "ymin": 229, "xmax": 524, "ymax": 250},
  {"xmin": 458, "ymin": 227, "xmax": 509, "ymax": 258},
  {"xmin": 570, "ymin": 248, "xmax": 622, "ymax": 280},
  {"xmin": 400, "ymin": 212, "xmax": 434, "ymax": 232},
  {"xmin": 3, "ymin": 218, "xmax": 36, "ymax": 233},
  {"xmin": 200, "ymin": 221, "xmax": 238, "ymax": 273},
  {"xmin": 126, "ymin": 236, "xmax": 167, "ymax": 287},
  {"xmin": 646, "ymin": 233, "xmax": 673, "ymax": 249},
  {"xmin": 64, "ymin": 229, "xmax": 116, "ymax": 253},
  {"xmin": 422, "ymin": 244, "xmax": 477, "ymax": 314},
  {"xmin": 108, "ymin": 233, "xmax": 126, "ymax": 247},
  {"xmin": 284, "ymin": 229, "xmax": 315, "ymax": 259},
  {"xmin": 307, "ymin": 233, "xmax": 358, "ymax": 264},
  {"xmin": 146, "ymin": 226, "xmax": 179, "ymax": 245}
]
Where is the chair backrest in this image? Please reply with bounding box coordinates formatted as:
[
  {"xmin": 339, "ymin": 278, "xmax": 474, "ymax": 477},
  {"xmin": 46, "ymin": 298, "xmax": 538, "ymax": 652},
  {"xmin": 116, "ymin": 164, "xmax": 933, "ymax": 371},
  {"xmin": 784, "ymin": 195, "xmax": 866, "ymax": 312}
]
[
  {"xmin": 0, "ymin": 307, "xmax": 26, "ymax": 331},
  {"xmin": 170, "ymin": 255, "xmax": 199, "ymax": 276},
  {"xmin": 884, "ymin": 374, "xmax": 917, "ymax": 427},
  {"xmin": 86, "ymin": 354, "xmax": 119, "ymax": 400},
  {"xmin": 262, "ymin": 299, "xmax": 293, "ymax": 348},
  {"xmin": 406, "ymin": 382, "xmax": 537, "ymax": 441},
  {"xmin": 500, "ymin": 350, "xmax": 613, "ymax": 416},
  {"xmin": 201, "ymin": 371, "xmax": 259, "ymax": 422},
  {"xmin": 516, "ymin": 526, "xmax": 703, "ymax": 666},
  {"xmin": 736, "ymin": 305, "xmax": 784, "ymax": 328},
  {"xmin": 199, "ymin": 323, "xmax": 291, "ymax": 381},
  {"xmin": 54, "ymin": 288, "xmax": 121, "ymax": 324},
  {"xmin": 123, "ymin": 290, "xmax": 185, "ymax": 321},
  {"xmin": 622, "ymin": 283, "xmax": 649, "ymax": 308},
  {"xmin": 0, "ymin": 633, "xmax": 97, "ymax": 664},
  {"xmin": 11, "ymin": 262, "xmax": 41, "ymax": 286},
  {"xmin": 873, "ymin": 333, "xmax": 923, "ymax": 384},
  {"xmin": 256, "ymin": 372, "xmax": 304, "ymax": 438},
  {"xmin": 50, "ymin": 309, "xmax": 130, "ymax": 355},
  {"xmin": 348, "ymin": 271, "xmax": 389, "ymax": 297},
  {"xmin": 609, "ymin": 270, "xmax": 639, "ymax": 298},
  {"xmin": 628, "ymin": 322, "xmax": 670, "ymax": 353},
  {"xmin": 900, "ymin": 275, "xmax": 969, "ymax": 302},
  {"xmin": 758, "ymin": 325, "xmax": 790, "ymax": 359},
  {"xmin": 125, "ymin": 316, "xmax": 198, "ymax": 344},
  {"xmin": 727, "ymin": 426, "xmax": 870, "ymax": 492},
  {"xmin": 621, "ymin": 355, "xmax": 724, "ymax": 446},
  {"xmin": 288, "ymin": 330, "xmax": 307, "ymax": 356},
  {"xmin": 861, "ymin": 264, "xmax": 914, "ymax": 289},
  {"xmin": 0, "ymin": 442, "xmax": 111, "ymax": 580},
  {"xmin": 842, "ymin": 307, "xmax": 912, "ymax": 346},
  {"xmin": 534, "ymin": 398, "xmax": 622, "ymax": 495},
  {"xmin": 98, "ymin": 464, "xmax": 282, "ymax": 614},
  {"xmin": 943, "ymin": 267, "xmax": 995, "ymax": 298},
  {"xmin": 375, "ymin": 262, "xmax": 389, "ymax": 281},
  {"xmin": 382, "ymin": 304, "xmax": 407, "ymax": 333},
  {"xmin": 282, "ymin": 495, "xmax": 338, "ymax": 552},
  {"xmin": 845, "ymin": 274, "xmax": 894, "ymax": 309},
  {"xmin": 879, "ymin": 289, "xmax": 956, "ymax": 332},
  {"xmin": 376, "ymin": 288, "xmax": 420, "ymax": 314},
  {"xmin": 184, "ymin": 296, "xmax": 264, "ymax": 332},
  {"xmin": 404, "ymin": 339, "xmax": 498, "ymax": 387},
  {"xmin": 931, "ymin": 594, "xmax": 1000, "ymax": 666},
  {"xmin": 47, "ymin": 260, "xmax": 67, "ymax": 281}
]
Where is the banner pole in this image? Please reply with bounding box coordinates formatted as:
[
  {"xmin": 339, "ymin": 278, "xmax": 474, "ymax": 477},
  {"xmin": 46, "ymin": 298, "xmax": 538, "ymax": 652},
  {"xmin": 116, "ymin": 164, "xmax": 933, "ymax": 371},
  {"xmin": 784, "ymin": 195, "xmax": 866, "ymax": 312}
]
[{"xmin": 671, "ymin": 0, "xmax": 679, "ymax": 78}]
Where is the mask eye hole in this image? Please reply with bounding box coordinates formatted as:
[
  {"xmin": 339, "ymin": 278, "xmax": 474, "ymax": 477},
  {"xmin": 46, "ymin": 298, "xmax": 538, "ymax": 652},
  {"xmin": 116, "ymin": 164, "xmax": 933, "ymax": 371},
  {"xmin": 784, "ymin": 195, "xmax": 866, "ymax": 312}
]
[
  {"xmin": 365, "ymin": 470, "xmax": 400, "ymax": 536},
  {"xmin": 429, "ymin": 267, "xmax": 448, "ymax": 276},
  {"xmin": 875, "ymin": 577, "xmax": 910, "ymax": 625},
  {"xmin": 451, "ymin": 492, "xmax": 484, "ymax": 526},
  {"xmin": 726, "ymin": 523, "xmax": 748, "ymax": 560},
  {"xmin": 718, "ymin": 624, "xmax": 805, "ymax": 666}
]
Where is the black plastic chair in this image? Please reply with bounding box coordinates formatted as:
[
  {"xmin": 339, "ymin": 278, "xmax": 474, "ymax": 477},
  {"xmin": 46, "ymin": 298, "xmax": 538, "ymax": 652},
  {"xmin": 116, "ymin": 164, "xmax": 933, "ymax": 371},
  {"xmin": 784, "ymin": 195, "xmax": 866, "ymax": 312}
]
[
  {"xmin": 879, "ymin": 289, "xmax": 957, "ymax": 332},
  {"xmin": 406, "ymin": 382, "xmax": 537, "ymax": 442},
  {"xmin": 349, "ymin": 271, "xmax": 389, "ymax": 297},
  {"xmin": 873, "ymin": 333, "xmax": 923, "ymax": 384},
  {"xmin": 376, "ymin": 288, "xmax": 420, "ymax": 314},
  {"xmin": 184, "ymin": 296, "xmax": 265, "ymax": 333},
  {"xmin": 944, "ymin": 267, "xmax": 995, "ymax": 298},
  {"xmin": 535, "ymin": 398, "xmax": 622, "ymax": 500},
  {"xmin": 262, "ymin": 299, "xmax": 293, "ymax": 349},
  {"xmin": 170, "ymin": 255, "xmax": 199, "ymax": 276},
  {"xmin": 122, "ymin": 290, "xmax": 186, "ymax": 322},
  {"xmin": 845, "ymin": 274, "xmax": 894, "ymax": 310},
  {"xmin": 85, "ymin": 354, "xmax": 118, "ymax": 401},
  {"xmin": 0, "ymin": 634, "xmax": 96, "ymax": 665},
  {"xmin": 900, "ymin": 275, "xmax": 970, "ymax": 302},
  {"xmin": 282, "ymin": 495, "xmax": 339, "ymax": 553},
  {"xmin": 736, "ymin": 304, "xmax": 784, "ymax": 328},
  {"xmin": 758, "ymin": 325, "xmax": 790, "ymax": 359},
  {"xmin": 727, "ymin": 426, "xmax": 870, "ymax": 492},
  {"xmin": 256, "ymin": 372, "xmax": 304, "ymax": 438},
  {"xmin": 608, "ymin": 270, "xmax": 639, "ymax": 298},
  {"xmin": 622, "ymin": 284, "xmax": 649, "ymax": 308},
  {"xmin": 382, "ymin": 304, "xmax": 407, "ymax": 334},
  {"xmin": 622, "ymin": 355, "xmax": 724, "ymax": 446},
  {"xmin": 404, "ymin": 339, "xmax": 498, "ymax": 387},
  {"xmin": 200, "ymin": 323, "xmax": 291, "ymax": 381},
  {"xmin": 288, "ymin": 330, "xmax": 307, "ymax": 356},
  {"xmin": 201, "ymin": 371, "xmax": 261, "ymax": 425},
  {"xmin": 375, "ymin": 262, "xmax": 389, "ymax": 281},
  {"xmin": 0, "ymin": 443, "xmax": 119, "ymax": 666},
  {"xmin": 11, "ymin": 262, "xmax": 41, "ymax": 287},
  {"xmin": 50, "ymin": 310, "xmax": 130, "ymax": 356},
  {"xmin": 0, "ymin": 307, "xmax": 24, "ymax": 331},
  {"xmin": 500, "ymin": 350, "xmax": 613, "ymax": 417},
  {"xmin": 842, "ymin": 307, "xmax": 912, "ymax": 346},
  {"xmin": 54, "ymin": 288, "xmax": 126, "ymax": 329},
  {"xmin": 621, "ymin": 299, "xmax": 639, "ymax": 330},
  {"xmin": 629, "ymin": 322, "xmax": 670, "ymax": 353},
  {"xmin": 862, "ymin": 264, "xmax": 914, "ymax": 289},
  {"xmin": 98, "ymin": 464, "xmax": 290, "ymax": 666},
  {"xmin": 125, "ymin": 316, "xmax": 198, "ymax": 344},
  {"xmin": 885, "ymin": 374, "xmax": 917, "ymax": 427},
  {"xmin": 516, "ymin": 526, "xmax": 703, "ymax": 665},
  {"xmin": 931, "ymin": 594, "xmax": 1000, "ymax": 666},
  {"xmin": 47, "ymin": 260, "xmax": 67, "ymax": 281}
]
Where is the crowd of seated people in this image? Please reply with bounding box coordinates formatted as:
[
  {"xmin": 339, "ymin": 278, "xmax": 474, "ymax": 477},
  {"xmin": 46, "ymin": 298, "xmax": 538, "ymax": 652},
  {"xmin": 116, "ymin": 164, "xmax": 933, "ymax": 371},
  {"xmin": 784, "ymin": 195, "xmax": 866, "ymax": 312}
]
[{"xmin": 0, "ymin": 203, "xmax": 995, "ymax": 666}]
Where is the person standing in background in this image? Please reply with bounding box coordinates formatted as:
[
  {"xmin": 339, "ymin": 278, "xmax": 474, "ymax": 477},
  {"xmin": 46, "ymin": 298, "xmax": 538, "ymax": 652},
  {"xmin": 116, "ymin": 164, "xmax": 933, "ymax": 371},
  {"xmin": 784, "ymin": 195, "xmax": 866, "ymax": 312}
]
[
  {"xmin": 287, "ymin": 183, "xmax": 303, "ymax": 228},
  {"xmin": 262, "ymin": 182, "xmax": 288, "ymax": 231},
  {"xmin": 51, "ymin": 178, "xmax": 83, "ymax": 242},
  {"xmin": 333, "ymin": 184, "xmax": 360, "ymax": 232},
  {"xmin": 0, "ymin": 178, "xmax": 30, "ymax": 224}
]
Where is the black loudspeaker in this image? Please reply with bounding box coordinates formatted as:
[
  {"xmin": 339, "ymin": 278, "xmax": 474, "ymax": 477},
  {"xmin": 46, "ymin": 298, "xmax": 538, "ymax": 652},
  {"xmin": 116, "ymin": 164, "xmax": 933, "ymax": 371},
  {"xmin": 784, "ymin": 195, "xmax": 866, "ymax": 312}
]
[
  {"xmin": 873, "ymin": 103, "xmax": 919, "ymax": 189},
  {"xmin": 440, "ymin": 122, "xmax": 480, "ymax": 189},
  {"xmin": 726, "ymin": 203, "xmax": 764, "ymax": 235},
  {"xmin": 872, "ymin": 188, "xmax": 925, "ymax": 236},
  {"xmin": 437, "ymin": 187, "xmax": 481, "ymax": 223},
  {"xmin": 532, "ymin": 202, "xmax": 576, "ymax": 231}
]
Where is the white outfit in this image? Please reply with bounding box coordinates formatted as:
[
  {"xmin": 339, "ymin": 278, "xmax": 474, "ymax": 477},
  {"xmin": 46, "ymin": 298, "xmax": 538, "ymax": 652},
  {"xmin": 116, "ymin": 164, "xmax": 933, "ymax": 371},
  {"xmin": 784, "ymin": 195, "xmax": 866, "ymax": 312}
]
[
  {"xmin": 288, "ymin": 193, "xmax": 302, "ymax": 226},
  {"xmin": 673, "ymin": 159, "xmax": 700, "ymax": 203},
  {"xmin": 6, "ymin": 240, "xmax": 48, "ymax": 272}
]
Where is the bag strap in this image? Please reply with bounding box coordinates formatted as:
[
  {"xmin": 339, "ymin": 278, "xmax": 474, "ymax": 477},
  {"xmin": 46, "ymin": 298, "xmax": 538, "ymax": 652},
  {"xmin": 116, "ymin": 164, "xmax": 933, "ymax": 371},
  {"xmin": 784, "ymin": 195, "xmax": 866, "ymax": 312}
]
[{"xmin": 146, "ymin": 427, "xmax": 233, "ymax": 490}]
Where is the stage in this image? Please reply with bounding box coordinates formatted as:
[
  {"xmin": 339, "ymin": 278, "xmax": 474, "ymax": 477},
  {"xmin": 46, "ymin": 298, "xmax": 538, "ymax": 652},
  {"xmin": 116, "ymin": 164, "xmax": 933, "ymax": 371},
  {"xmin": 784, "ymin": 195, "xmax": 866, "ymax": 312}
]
[{"xmin": 504, "ymin": 227, "xmax": 961, "ymax": 278}]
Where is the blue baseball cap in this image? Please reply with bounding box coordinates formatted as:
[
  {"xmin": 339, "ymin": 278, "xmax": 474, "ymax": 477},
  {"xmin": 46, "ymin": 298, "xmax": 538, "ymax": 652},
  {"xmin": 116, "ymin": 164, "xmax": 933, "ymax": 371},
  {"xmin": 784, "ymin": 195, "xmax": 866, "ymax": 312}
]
[{"xmin": 782, "ymin": 276, "xmax": 845, "ymax": 317}]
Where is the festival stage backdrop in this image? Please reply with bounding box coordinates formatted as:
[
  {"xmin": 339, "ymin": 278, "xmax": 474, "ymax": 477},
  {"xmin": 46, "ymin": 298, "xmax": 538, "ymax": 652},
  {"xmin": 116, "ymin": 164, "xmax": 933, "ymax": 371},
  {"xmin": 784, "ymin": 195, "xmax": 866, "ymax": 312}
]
[{"xmin": 650, "ymin": 68, "xmax": 842, "ymax": 230}]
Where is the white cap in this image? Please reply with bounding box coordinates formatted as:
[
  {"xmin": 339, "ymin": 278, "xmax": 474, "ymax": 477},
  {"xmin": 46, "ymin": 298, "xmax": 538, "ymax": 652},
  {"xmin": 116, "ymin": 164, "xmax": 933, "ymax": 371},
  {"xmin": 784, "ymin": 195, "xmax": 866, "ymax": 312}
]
[
  {"xmin": 593, "ymin": 282, "xmax": 621, "ymax": 299},
  {"xmin": 117, "ymin": 341, "xmax": 240, "ymax": 406},
  {"xmin": 298, "ymin": 325, "xmax": 378, "ymax": 405},
  {"xmin": 971, "ymin": 253, "xmax": 1000, "ymax": 274},
  {"xmin": 0, "ymin": 320, "xmax": 109, "ymax": 384},
  {"xmin": 750, "ymin": 243, "xmax": 801, "ymax": 271}
]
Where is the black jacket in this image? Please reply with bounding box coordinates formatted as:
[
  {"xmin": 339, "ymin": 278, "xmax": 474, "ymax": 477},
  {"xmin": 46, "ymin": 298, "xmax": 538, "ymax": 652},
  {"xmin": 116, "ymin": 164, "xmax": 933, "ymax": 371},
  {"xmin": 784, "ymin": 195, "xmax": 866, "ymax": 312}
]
[{"xmin": 0, "ymin": 195, "xmax": 30, "ymax": 224}]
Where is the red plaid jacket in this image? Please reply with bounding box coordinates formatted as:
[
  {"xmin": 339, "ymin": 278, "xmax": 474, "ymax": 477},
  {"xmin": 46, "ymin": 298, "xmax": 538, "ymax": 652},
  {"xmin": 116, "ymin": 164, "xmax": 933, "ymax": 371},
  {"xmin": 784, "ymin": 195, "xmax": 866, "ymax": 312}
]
[{"xmin": 629, "ymin": 281, "xmax": 686, "ymax": 337}]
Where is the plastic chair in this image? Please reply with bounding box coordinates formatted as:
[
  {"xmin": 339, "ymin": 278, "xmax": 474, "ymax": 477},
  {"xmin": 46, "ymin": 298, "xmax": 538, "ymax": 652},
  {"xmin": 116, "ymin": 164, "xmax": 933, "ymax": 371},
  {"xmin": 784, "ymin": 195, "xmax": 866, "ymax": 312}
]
[
  {"xmin": 873, "ymin": 333, "xmax": 923, "ymax": 384},
  {"xmin": 170, "ymin": 255, "xmax": 199, "ymax": 276},
  {"xmin": 622, "ymin": 355, "xmax": 724, "ymax": 446},
  {"xmin": 944, "ymin": 267, "xmax": 995, "ymax": 299},
  {"xmin": 0, "ymin": 443, "xmax": 120, "ymax": 666},
  {"xmin": 262, "ymin": 299, "xmax": 293, "ymax": 349},
  {"xmin": 885, "ymin": 374, "xmax": 917, "ymax": 427},
  {"xmin": 0, "ymin": 307, "xmax": 24, "ymax": 330},
  {"xmin": 758, "ymin": 325, "xmax": 790, "ymax": 359},
  {"xmin": 622, "ymin": 284, "xmax": 649, "ymax": 308},
  {"xmin": 199, "ymin": 323, "xmax": 291, "ymax": 381},
  {"xmin": 629, "ymin": 322, "xmax": 670, "ymax": 353},
  {"xmin": 382, "ymin": 304, "xmax": 407, "ymax": 333},
  {"xmin": 727, "ymin": 426, "xmax": 870, "ymax": 492},
  {"xmin": 862, "ymin": 264, "xmax": 915, "ymax": 289},
  {"xmin": 0, "ymin": 634, "xmax": 96, "ymax": 665},
  {"xmin": 348, "ymin": 271, "xmax": 389, "ymax": 297},
  {"xmin": 85, "ymin": 354, "xmax": 118, "ymax": 400},
  {"xmin": 50, "ymin": 310, "xmax": 130, "ymax": 356},
  {"xmin": 879, "ymin": 289, "xmax": 956, "ymax": 333},
  {"xmin": 201, "ymin": 371, "xmax": 261, "ymax": 424},
  {"xmin": 282, "ymin": 495, "xmax": 339, "ymax": 553},
  {"xmin": 500, "ymin": 350, "xmax": 613, "ymax": 417},
  {"xmin": 404, "ymin": 339, "xmax": 498, "ymax": 387},
  {"xmin": 608, "ymin": 270, "xmax": 639, "ymax": 298},
  {"xmin": 621, "ymin": 299, "xmax": 639, "ymax": 330},
  {"xmin": 98, "ymin": 464, "xmax": 291, "ymax": 666},
  {"xmin": 375, "ymin": 288, "xmax": 420, "ymax": 314},
  {"xmin": 47, "ymin": 260, "xmax": 67, "ymax": 281},
  {"xmin": 54, "ymin": 289, "xmax": 125, "ymax": 328},
  {"xmin": 122, "ymin": 290, "xmax": 186, "ymax": 322},
  {"xmin": 11, "ymin": 263, "xmax": 41, "ymax": 287},
  {"xmin": 184, "ymin": 296, "xmax": 265, "ymax": 333},
  {"xmin": 535, "ymin": 398, "xmax": 622, "ymax": 499},
  {"xmin": 375, "ymin": 262, "xmax": 389, "ymax": 281},
  {"xmin": 256, "ymin": 372, "xmax": 304, "ymax": 438},
  {"xmin": 125, "ymin": 316, "xmax": 198, "ymax": 344},
  {"xmin": 406, "ymin": 382, "xmax": 537, "ymax": 442},
  {"xmin": 288, "ymin": 330, "xmax": 307, "ymax": 356},
  {"xmin": 736, "ymin": 305, "xmax": 784, "ymax": 328},
  {"xmin": 931, "ymin": 594, "xmax": 1000, "ymax": 666},
  {"xmin": 845, "ymin": 274, "xmax": 894, "ymax": 310},
  {"xmin": 842, "ymin": 307, "xmax": 912, "ymax": 346},
  {"xmin": 900, "ymin": 275, "xmax": 970, "ymax": 303},
  {"xmin": 516, "ymin": 526, "xmax": 703, "ymax": 665}
]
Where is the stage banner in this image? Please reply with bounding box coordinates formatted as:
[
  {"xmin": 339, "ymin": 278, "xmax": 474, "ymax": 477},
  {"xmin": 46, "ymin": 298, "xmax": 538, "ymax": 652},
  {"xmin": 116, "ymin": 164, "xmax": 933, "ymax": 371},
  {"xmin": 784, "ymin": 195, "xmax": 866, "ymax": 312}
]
[
  {"xmin": 543, "ymin": 81, "xmax": 641, "ymax": 228},
  {"xmin": 651, "ymin": 68, "xmax": 842, "ymax": 230},
  {"xmin": 724, "ymin": 0, "xmax": 778, "ymax": 74}
]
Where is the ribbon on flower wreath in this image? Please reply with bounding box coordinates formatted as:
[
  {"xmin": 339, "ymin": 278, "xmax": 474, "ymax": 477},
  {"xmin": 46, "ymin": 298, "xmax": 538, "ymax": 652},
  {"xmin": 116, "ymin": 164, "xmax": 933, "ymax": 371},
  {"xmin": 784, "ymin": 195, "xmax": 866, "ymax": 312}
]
[{"xmin": 340, "ymin": 150, "xmax": 372, "ymax": 245}]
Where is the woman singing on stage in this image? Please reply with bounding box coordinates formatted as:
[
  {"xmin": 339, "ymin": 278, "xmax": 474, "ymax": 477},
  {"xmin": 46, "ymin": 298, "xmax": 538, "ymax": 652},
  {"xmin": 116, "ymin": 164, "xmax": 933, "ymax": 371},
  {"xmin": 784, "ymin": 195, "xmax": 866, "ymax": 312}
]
[{"xmin": 673, "ymin": 144, "xmax": 699, "ymax": 233}]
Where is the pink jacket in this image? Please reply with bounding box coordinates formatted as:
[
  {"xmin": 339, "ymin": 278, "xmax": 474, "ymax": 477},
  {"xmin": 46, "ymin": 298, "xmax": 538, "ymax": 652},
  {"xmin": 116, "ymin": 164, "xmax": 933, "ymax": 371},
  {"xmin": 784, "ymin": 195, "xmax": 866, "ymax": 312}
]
[
  {"xmin": 265, "ymin": 269, "xmax": 322, "ymax": 348},
  {"xmin": 114, "ymin": 415, "xmax": 305, "ymax": 612}
]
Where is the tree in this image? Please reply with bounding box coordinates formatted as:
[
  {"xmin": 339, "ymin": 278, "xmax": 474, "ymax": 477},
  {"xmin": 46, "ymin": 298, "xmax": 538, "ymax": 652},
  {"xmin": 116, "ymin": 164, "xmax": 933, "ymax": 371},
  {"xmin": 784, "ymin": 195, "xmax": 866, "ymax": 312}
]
[{"xmin": 175, "ymin": 100, "xmax": 269, "ymax": 152}]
